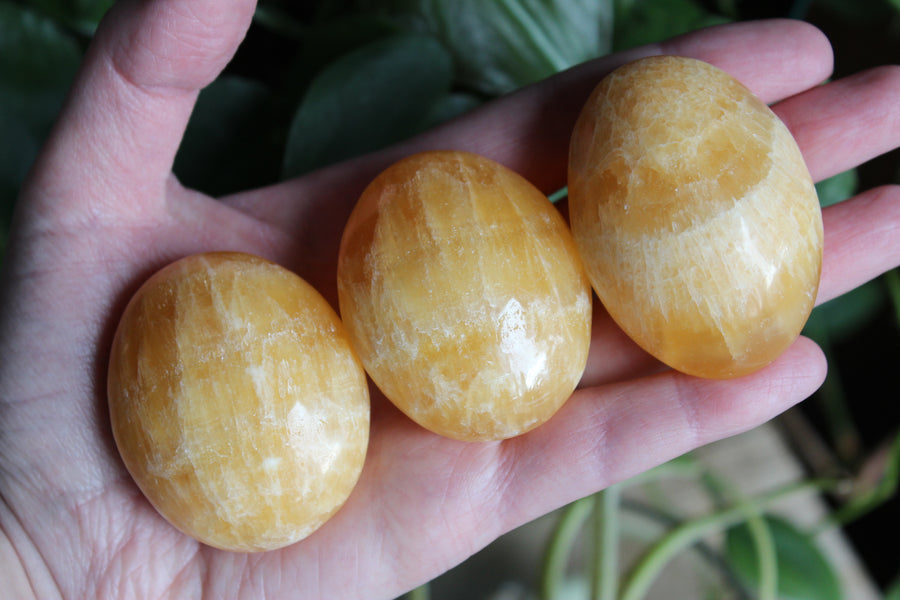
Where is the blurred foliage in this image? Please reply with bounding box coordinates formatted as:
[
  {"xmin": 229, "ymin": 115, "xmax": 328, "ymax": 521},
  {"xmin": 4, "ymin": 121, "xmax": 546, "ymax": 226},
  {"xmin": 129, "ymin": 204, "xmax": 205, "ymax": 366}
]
[
  {"xmin": 612, "ymin": 0, "xmax": 730, "ymax": 51},
  {"xmin": 725, "ymin": 515, "xmax": 840, "ymax": 600},
  {"xmin": 1, "ymin": 0, "xmax": 899, "ymax": 595},
  {"xmin": 282, "ymin": 32, "xmax": 455, "ymax": 176}
]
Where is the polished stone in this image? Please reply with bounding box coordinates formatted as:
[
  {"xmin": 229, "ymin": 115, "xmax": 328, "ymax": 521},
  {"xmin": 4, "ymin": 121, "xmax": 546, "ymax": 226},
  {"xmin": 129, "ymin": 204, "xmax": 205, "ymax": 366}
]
[
  {"xmin": 108, "ymin": 252, "xmax": 369, "ymax": 551},
  {"xmin": 338, "ymin": 151, "xmax": 592, "ymax": 441},
  {"xmin": 569, "ymin": 56, "xmax": 823, "ymax": 379}
]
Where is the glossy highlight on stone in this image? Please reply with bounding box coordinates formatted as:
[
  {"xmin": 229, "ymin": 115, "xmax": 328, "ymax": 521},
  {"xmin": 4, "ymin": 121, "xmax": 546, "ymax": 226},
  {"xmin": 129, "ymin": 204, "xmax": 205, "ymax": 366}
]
[
  {"xmin": 107, "ymin": 252, "xmax": 369, "ymax": 552},
  {"xmin": 338, "ymin": 151, "xmax": 592, "ymax": 441},
  {"xmin": 568, "ymin": 56, "xmax": 823, "ymax": 379}
]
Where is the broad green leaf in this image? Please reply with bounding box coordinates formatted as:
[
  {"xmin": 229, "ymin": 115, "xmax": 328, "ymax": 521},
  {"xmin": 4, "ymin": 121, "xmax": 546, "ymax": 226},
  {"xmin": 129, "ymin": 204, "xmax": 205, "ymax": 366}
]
[
  {"xmin": 279, "ymin": 12, "xmax": 404, "ymax": 103},
  {"xmin": 0, "ymin": 2, "xmax": 80, "ymax": 102},
  {"xmin": 384, "ymin": 0, "xmax": 614, "ymax": 95},
  {"xmin": 725, "ymin": 514, "xmax": 841, "ymax": 600},
  {"xmin": 815, "ymin": 169, "xmax": 858, "ymax": 208},
  {"xmin": 417, "ymin": 92, "xmax": 482, "ymax": 130},
  {"xmin": 282, "ymin": 33, "xmax": 453, "ymax": 178},
  {"xmin": 0, "ymin": 1, "xmax": 81, "ymax": 229},
  {"xmin": 613, "ymin": 0, "xmax": 730, "ymax": 51},
  {"xmin": 174, "ymin": 76, "xmax": 278, "ymax": 196},
  {"xmin": 27, "ymin": 0, "xmax": 114, "ymax": 34},
  {"xmin": 803, "ymin": 279, "xmax": 886, "ymax": 345}
]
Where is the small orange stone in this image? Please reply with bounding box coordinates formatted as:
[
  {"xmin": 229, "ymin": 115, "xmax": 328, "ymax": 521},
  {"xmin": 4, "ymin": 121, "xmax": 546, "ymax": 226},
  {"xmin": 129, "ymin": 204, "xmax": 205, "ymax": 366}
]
[
  {"xmin": 568, "ymin": 56, "xmax": 824, "ymax": 378},
  {"xmin": 107, "ymin": 252, "xmax": 369, "ymax": 551},
  {"xmin": 338, "ymin": 151, "xmax": 592, "ymax": 441}
]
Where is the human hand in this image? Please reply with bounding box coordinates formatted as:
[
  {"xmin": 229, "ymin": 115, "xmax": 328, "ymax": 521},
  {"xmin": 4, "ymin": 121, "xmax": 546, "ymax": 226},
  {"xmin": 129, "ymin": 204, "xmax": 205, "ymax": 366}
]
[{"xmin": 1, "ymin": 0, "xmax": 898, "ymax": 598}]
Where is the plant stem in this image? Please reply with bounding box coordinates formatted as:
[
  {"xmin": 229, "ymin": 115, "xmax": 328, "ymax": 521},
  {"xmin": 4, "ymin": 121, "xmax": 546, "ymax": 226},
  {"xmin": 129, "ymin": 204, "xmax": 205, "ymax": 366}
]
[
  {"xmin": 592, "ymin": 484, "xmax": 621, "ymax": 600},
  {"xmin": 618, "ymin": 480, "xmax": 833, "ymax": 600},
  {"xmin": 540, "ymin": 457, "xmax": 706, "ymax": 600},
  {"xmin": 620, "ymin": 499, "xmax": 753, "ymax": 600},
  {"xmin": 742, "ymin": 508, "xmax": 777, "ymax": 600},
  {"xmin": 540, "ymin": 495, "xmax": 594, "ymax": 600},
  {"xmin": 699, "ymin": 473, "xmax": 777, "ymax": 600},
  {"xmin": 548, "ymin": 186, "xmax": 568, "ymax": 204}
]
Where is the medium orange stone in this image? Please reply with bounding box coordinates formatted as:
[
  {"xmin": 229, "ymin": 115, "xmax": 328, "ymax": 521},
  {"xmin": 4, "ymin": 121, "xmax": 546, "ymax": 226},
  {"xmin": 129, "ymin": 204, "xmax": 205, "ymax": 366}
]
[
  {"xmin": 568, "ymin": 56, "xmax": 823, "ymax": 378},
  {"xmin": 338, "ymin": 151, "xmax": 592, "ymax": 441},
  {"xmin": 107, "ymin": 252, "xmax": 369, "ymax": 551}
]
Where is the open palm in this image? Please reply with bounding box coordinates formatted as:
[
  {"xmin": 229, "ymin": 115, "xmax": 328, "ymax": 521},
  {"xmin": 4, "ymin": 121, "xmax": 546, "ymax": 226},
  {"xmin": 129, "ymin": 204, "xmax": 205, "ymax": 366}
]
[{"xmin": 1, "ymin": 1, "xmax": 899, "ymax": 599}]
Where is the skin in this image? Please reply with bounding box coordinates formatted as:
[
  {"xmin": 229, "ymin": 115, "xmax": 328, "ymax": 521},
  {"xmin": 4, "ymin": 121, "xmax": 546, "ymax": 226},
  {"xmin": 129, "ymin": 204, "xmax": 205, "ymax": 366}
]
[{"xmin": 0, "ymin": 0, "xmax": 898, "ymax": 598}]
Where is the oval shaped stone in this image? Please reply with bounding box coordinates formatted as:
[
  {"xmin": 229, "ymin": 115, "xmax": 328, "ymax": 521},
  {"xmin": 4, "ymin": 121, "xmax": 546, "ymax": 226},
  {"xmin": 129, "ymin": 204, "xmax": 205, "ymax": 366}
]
[
  {"xmin": 568, "ymin": 56, "xmax": 823, "ymax": 379},
  {"xmin": 108, "ymin": 252, "xmax": 369, "ymax": 551},
  {"xmin": 338, "ymin": 151, "xmax": 592, "ymax": 441}
]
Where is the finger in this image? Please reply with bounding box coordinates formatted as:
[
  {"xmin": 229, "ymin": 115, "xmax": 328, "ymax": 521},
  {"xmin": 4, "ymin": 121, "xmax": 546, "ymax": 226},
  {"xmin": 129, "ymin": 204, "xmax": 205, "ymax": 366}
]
[
  {"xmin": 22, "ymin": 0, "xmax": 256, "ymax": 222},
  {"xmin": 498, "ymin": 335, "xmax": 827, "ymax": 527},
  {"xmin": 818, "ymin": 184, "xmax": 900, "ymax": 305},
  {"xmin": 774, "ymin": 66, "xmax": 900, "ymax": 182}
]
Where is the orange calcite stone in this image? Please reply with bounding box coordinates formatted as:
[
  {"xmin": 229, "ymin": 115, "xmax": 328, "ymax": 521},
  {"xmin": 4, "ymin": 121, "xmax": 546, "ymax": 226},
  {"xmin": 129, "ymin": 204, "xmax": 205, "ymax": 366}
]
[
  {"xmin": 338, "ymin": 151, "xmax": 592, "ymax": 441},
  {"xmin": 568, "ymin": 56, "xmax": 823, "ymax": 379},
  {"xmin": 107, "ymin": 252, "xmax": 369, "ymax": 552}
]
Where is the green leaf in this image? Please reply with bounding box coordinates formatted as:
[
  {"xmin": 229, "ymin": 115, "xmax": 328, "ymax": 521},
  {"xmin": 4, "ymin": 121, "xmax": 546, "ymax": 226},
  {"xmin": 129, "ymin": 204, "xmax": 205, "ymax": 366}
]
[
  {"xmin": 26, "ymin": 0, "xmax": 114, "ymax": 35},
  {"xmin": 815, "ymin": 168, "xmax": 858, "ymax": 208},
  {"xmin": 278, "ymin": 12, "xmax": 405, "ymax": 105},
  {"xmin": 417, "ymin": 92, "xmax": 482, "ymax": 130},
  {"xmin": 281, "ymin": 33, "xmax": 453, "ymax": 178},
  {"xmin": 174, "ymin": 76, "xmax": 279, "ymax": 196},
  {"xmin": 803, "ymin": 279, "xmax": 886, "ymax": 345},
  {"xmin": 0, "ymin": 2, "xmax": 81, "ymax": 103},
  {"xmin": 385, "ymin": 0, "xmax": 614, "ymax": 95},
  {"xmin": 613, "ymin": 0, "xmax": 731, "ymax": 51},
  {"xmin": 725, "ymin": 514, "xmax": 841, "ymax": 600},
  {"xmin": 0, "ymin": 1, "xmax": 81, "ymax": 226}
]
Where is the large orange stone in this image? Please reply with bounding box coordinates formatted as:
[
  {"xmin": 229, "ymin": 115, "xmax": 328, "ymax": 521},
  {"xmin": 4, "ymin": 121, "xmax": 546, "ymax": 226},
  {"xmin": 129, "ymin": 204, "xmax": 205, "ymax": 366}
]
[
  {"xmin": 108, "ymin": 252, "xmax": 369, "ymax": 551},
  {"xmin": 338, "ymin": 151, "xmax": 592, "ymax": 441},
  {"xmin": 569, "ymin": 56, "xmax": 823, "ymax": 379}
]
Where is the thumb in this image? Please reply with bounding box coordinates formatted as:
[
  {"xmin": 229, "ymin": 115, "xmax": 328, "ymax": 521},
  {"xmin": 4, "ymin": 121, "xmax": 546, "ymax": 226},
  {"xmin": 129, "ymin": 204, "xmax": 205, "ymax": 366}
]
[{"xmin": 22, "ymin": 0, "xmax": 257, "ymax": 222}]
